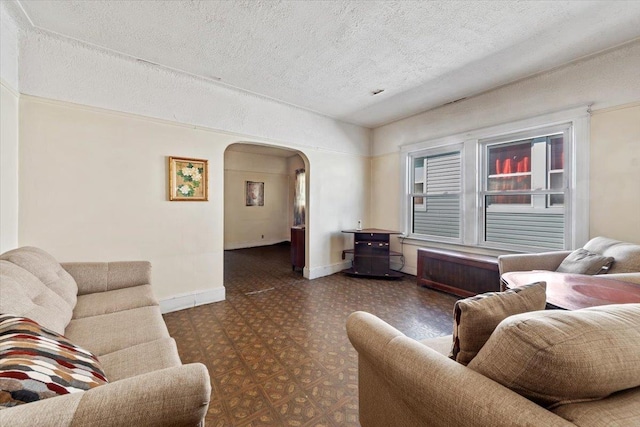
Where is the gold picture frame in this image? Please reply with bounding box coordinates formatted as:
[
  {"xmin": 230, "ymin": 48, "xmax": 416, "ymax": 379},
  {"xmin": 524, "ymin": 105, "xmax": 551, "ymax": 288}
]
[{"xmin": 168, "ymin": 156, "xmax": 208, "ymax": 201}]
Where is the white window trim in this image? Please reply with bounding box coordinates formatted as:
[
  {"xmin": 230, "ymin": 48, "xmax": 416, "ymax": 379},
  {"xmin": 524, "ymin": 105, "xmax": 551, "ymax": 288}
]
[
  {"xmin": 400, "ymin": 105, "xmax": 590, "ymax": 251},
  {"xmin": 412, "ymin": 164, "xmax": 426, "ymax": 212},
  {"xmin": 405, "ymin": 144, "xmax": 464, "ymax": 244},
  {"xmin": 478, "ymin": 124, "xmax": 572, "ymax": 252}
]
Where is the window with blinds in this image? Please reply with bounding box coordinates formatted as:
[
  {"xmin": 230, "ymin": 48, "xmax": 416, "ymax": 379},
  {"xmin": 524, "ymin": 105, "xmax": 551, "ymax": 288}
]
[
  {"xmin": 481, "ymin": 127, "xmax": 569, "ymax": 250},
  {"xmin": 410, "ymin": 150, "xmax": 462, "ymax": 240},
  {"xmin": 402, "ymin": 107, "xmax": 588, "ymax": 252}
]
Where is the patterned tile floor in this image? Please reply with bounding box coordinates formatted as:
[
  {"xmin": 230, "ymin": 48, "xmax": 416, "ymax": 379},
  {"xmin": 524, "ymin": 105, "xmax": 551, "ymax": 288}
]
[{"xmin": 163, "ymin": 243, "xmax": 459, "ymax": 426}]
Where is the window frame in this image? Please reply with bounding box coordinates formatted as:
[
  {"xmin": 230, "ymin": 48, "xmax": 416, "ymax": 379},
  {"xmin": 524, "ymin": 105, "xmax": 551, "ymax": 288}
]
[
  {"xmin": 412, "ymin": 157, "xmax": 426, "ymax": 212},
  {"xmin": 407, "ymin": 144, "xmax": 464, "ymax": 244},
  {"xmin": 400, "ymin": 106, "xmax": 590, "ymax": 252},
  {"xmin": 478, "ymin": 124, "xmax": 572, "ymax": 251}
]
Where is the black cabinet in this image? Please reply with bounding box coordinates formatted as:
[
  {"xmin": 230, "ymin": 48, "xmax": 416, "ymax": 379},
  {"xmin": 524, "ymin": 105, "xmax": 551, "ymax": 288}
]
[{"xmin": 342, "ymin": 229, "xmax": 402, "ymax": 279}]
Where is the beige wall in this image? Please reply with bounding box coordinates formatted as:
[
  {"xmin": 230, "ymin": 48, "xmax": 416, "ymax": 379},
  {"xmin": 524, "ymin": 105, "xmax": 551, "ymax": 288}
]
[
  {"xmin": 371, "ymin": 41, "xmax": 640, "ymax": 275},
  {"xmin": 305, "ymin": 150, "xmax": 370, "ymax": 278},
  {"xmin": 371, "ymin": 152, "xmax": 401, "ymax": 232},
  {"xmin": 224, "ymin": 150, "xmax": 290, "ymax": 249},
  {"xmin": 18, "ymin": 23, "xmax": 371, "ymax": 159},
  {"xmin": 370, "ymin": 103, "xmax": 640, "ymax": 275},
  {"xmin": 18, "ymin": 96, "xmax": 232, "ymax": 304},
  {"xmin": 17, "ymin": 95, "xmax": 368, "ymax": 302},
  {"xmin": 590, "ymin": 104, "xmax": 640, "ymax": 243},
  {"xmin": 370, "ymin": 152, "xmax": 405, "ymax": 270},
  {"xmin": 373, "ymin": 40, "xmax": 640, "ymax": 156},
  {"xmin": 0, "ymin": 83, "xmax": 19, "ymax": 252}
]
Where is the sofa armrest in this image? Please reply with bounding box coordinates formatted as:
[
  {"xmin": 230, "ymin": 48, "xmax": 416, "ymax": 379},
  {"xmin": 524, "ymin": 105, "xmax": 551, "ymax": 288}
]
[
  {"xmin": 347, "ymin": 312, "xmax": 575, "ymax": 427},
  {"xmin": 498, "ymin": 251, "xmax": 571, "ymax": 275},
  {"xmin": 62, "ymin": 261, "xmax": 152, "ymax": 295},
  {"xmin": 0, "ymin": 363, "xmax": 211, "ymax": 427},
  {"xmin": 0, "ymin": 391, "xmax": 83, "ymax": 427},
  {"xmin": 72, "ymin": 363, "xmax": 211, "ymax": 426}
]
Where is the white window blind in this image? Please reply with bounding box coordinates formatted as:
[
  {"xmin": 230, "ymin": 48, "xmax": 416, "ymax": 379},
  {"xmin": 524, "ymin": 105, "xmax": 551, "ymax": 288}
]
[{"xmin": 411, "ymin": 151, "xmax": 461, "ymax": 239}]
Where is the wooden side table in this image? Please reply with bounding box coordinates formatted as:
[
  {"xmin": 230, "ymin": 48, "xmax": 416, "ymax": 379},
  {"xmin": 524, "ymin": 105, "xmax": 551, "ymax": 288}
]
[{"xmin": 501, "ymin": 271, "xmax": 640, "ymax": 310}]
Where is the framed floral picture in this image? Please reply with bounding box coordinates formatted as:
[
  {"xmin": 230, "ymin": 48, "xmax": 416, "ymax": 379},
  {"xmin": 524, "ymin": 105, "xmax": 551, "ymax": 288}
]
[
  {"xmin": 246, "ymin": 181, "xmax": 264, "ymax": 206},
  {"xmin": 168, "ymin": 156, "xmax": 208, "ymax": 201}
]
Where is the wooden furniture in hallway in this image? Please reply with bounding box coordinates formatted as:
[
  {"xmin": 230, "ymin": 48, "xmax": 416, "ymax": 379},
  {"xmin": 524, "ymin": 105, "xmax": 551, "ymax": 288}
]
[{"xmin": 291, "ymin": 226, "xmax": 305, "ymax": 272}]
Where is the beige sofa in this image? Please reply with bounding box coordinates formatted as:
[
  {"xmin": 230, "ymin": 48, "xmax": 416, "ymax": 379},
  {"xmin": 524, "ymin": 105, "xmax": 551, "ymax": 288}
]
[
  {"xmin": 347, "ymin": 309, "xmax": 640, "ymax": 427},
  {"xmin": 0, "ymin": 247, "xmax": 211, "ymax": 426},
  {"xmin": 498, "ymin": 236, "xmax": 640, "ymax": 285}
]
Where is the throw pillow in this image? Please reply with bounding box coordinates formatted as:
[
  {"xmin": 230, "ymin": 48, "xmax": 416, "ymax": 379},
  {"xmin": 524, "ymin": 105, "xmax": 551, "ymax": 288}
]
[
  {"xmin": 449, "ymin": 281, "xmax": 547, "ymax": 365},
  {"xmin": 556, "ymin": 248, "xmax": 614, "ymax": 275},
  {"xmin": 467, "ymin": 304, "xmax": 640, "ymax": 408},
  {"xmin": 0, "ymin": 314, "xmax": 108, "ymax": 408}
]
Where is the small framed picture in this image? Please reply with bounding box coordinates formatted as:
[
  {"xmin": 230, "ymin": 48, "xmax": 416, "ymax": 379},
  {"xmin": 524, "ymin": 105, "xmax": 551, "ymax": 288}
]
[
  {"xmin": 246, "ymin": 181, "xmax": 264, "ymax": 206},
  {"xmin": 168, "ymin": 156, "xmax": 208, "ymax": 201}
]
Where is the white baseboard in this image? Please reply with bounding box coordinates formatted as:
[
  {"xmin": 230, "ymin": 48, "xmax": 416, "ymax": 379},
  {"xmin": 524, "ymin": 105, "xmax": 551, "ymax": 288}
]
[
  {"xmin": 159, "ymin": 287, "xmax": 226, "ymax": 313},
  {"xmin": 224, "ymin": 238, "xmax": 288, "ymax": 250},
  {"xmin": 306, "ymin": 260, "xmax": 351, "ymax": 279}
]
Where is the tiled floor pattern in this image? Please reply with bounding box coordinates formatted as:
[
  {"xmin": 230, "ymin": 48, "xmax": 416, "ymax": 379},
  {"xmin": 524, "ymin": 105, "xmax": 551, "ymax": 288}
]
[{"xmin": 163, "ymin": 243, "xmax": 459, "ymax": 426}]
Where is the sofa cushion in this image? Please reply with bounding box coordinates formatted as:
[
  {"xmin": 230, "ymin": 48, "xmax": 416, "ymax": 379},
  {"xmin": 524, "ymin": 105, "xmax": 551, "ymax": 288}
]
[
  {"xmin": 583, "ymin": 237, "xmax": 640, "ymax": 274},
  {"xmin": 467, "ymin": 304, "xmax": 640, "ymax": 408},
  {"xmin": 0, "ymin": 315, "xmax": 107, "ymax": 408},
  {"xmin": 555, "ymin": 248, "xmax": 613, "ymax": 275},
  {"xmin": 449, "ymin": 281, "xmax": 547, "ymax": 365},
  {"xmin": 73, "ymin": 285, "xmax": 158, "ymax": 319},
  {"xmin": 420, "ymin": 335, "xmax": 453, "ymax": 356},
  {"xmin": 0, "ymin": 261, "xmax": 72, "ymax": 335},
  {"xmin": 64, "ymin": 306, "xmax": 170, "ymax": 356},
  {"xmin": 99, "ymin": 338, "xmax": 182, "ymax": 382},
  {"xmin": 0, "ymin": 247, "xmax": 78, "ymax": 311},
  {"xmin": 552, "ymin": 387, "xmax": 640, "ymax": 426},
  {"xmin": 62, "ymin": 261, "xmax": 152, "ymax": 295}
]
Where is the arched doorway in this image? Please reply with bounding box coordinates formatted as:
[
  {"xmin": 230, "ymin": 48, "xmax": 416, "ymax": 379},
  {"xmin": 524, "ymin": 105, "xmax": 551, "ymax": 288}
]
[{"xmin": 223, "ymin": 143, "xmax": 310, "ymax": 282}]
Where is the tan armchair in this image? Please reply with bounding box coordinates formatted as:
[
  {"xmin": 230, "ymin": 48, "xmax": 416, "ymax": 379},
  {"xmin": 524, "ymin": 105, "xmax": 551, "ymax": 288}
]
[{"xmin": 498, "ymin": 236, "xmax": 640, "ymax": 285}]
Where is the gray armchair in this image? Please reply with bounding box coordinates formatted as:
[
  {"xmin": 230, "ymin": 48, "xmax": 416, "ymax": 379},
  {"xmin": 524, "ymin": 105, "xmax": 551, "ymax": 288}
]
[{"xmin": 498, "ymin": 236, "xmax": 640, "ymax": 285}]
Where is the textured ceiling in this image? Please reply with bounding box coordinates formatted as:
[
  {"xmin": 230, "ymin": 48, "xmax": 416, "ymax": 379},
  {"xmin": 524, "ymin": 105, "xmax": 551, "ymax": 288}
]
[{"xmin": 16, "ymin": 0, "xmax": 640, "ymax": 128}]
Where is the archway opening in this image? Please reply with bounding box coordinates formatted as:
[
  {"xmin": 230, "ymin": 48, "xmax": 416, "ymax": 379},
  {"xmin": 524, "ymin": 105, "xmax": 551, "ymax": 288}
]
[{"xmin": 223, "ymin": 143, "xmax": 310, "ymax": 287}]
